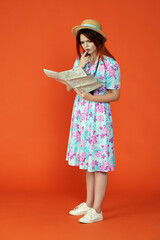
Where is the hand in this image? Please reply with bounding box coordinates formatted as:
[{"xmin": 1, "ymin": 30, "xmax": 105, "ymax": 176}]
[
  {"xmin": 78, "ymin": 51, "xmax": 90, "ymax": 68},
  {"xmin": 66, "ymin": 82, "xmax": 73, "ymax": 92},
  {"xmin": 75, "ymin": 87, "xmax": 93, "ymax": 101}
]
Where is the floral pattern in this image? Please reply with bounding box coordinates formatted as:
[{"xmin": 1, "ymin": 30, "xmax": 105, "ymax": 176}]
[{"xmin": 66, "ymin": 55, "xmax": 121, "ymax": 172}]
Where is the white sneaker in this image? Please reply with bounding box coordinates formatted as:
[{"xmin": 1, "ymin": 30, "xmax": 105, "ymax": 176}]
[
  {"xmin": 69, "ymin": 202, "xmax": 92, "ymax": 216},
  {"xmin": 79, "ymin": 208, "xmax": 103, "ymax": 223}
]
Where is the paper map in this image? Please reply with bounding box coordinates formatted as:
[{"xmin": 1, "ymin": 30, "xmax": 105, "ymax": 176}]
[{"xmin": 43, "ymin": 67, "xmax": 104, "ymax": 93}]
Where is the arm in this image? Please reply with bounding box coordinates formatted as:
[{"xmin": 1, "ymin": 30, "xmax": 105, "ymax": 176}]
[
  {"xmin": 75, "ymin": 88, "xmax": 120, "ymax": 103},
  {"xmin": 90, "ymin": 89, "xmax": 120, "ymax": 103}
]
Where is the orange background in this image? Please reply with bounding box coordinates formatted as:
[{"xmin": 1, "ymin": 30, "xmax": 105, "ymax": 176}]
[
  {"xmin": 0, "ymin": 0, "xmax": 160, "ymax": 195},
  {"xmin": 1, "ymin": 0, "xmax": 160, "ymax": 239}
]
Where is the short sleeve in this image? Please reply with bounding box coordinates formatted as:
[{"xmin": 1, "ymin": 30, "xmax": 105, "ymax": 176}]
[
  {"xmin": 72, "ymin": 57, "xmax": 80, "ymax": 69},
  {"xmin": 105, "ymin": 58, "xmax": 121, "ymax": 90}
]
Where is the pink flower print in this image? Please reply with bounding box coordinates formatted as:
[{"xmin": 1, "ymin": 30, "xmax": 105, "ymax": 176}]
[
  {"xmin": 76, "ymin": 110, "xmax": 80, "ymax": 120},
  {"xmin": 71, "ymin": 115, "xmax": 75, "ymax": 121},
  {"xmin": 70, "ymin": 148, "xmax": 76, "ymax": 160},
  {"xmin": 94, "ymin": 92, "xmax": 99, "ymax": 96},
  {"xmin": 101, "ymin": 145, "xmax": 110, "ymax": 157},
  {"xmin": 76, "ymin": 124, "xmax": 79, "ymax": 129},
  {"xmin": 100, "ymin": 125, "xmax": 107, "ymax": 134},
  {"xmin": 90, "ymin": 143, "xmax": 94, "ymax": 150},
  {"xmin": 105, "ymin": 60, "xmax": 110, "ymax": 68},
  {"xmin": 80, "ymin": 100, "xmax": 86, "ymax": 106},
  {"xmin": 88, "ymin": 134, "xmax": 99, "ymax": 149},
  {"xmin": 114, "ymin": 62, "xmax": 119, "ymax": 69},
  {"xmin": 89, "ymin": 112, "xmax": 93, "ymax": 117},
  {"xmin": 100, "ymin": 133, "xmax": 106, "ymax": 139},
  {"xmin": 99, "ymin": 65, "xmax": 104, "ymax": 72},
  {"xmin": 81, "ymin": 140, "xmax": 86, "ymax": 147},
  {"xmin": 98, "ymin": 115, "xmax": 104, "ymax": 122},
  {"xmin": 77, "ymin": 154, "xmax": 81, "ymax": 162},
  {"xmin": 101, "ymin": 154, "xmax": 106, "ymax": 159},
  {"xmin": 81, "ymin": 126, "xmax": 85, "ymax": 133},
  {"xmin": 71, "ymin": 121, "xmax": 75, "ymax": 129},
  {"xmin": 98, "ymin": 104, "xmax": 106, "ymax": 113},
  {"xmin": 86, "ymin": 162, "xmax": 89, "ymax": 167},
  {"xmin": 80, "ymin": 152, "xmax": 86, "ymax": 162},
  {"xmin": 94, "ymin": 116, "xmax": 97, "ymax": 122},
  {"xmin": 99, "ymin": 161, "xmax": 108, "ymax": 171},
  {"xmin": 75, "ymin": 131, "xmax": 81, "ymax": 142},
  {"xmin": 82, "ymin": 107, "xmax": 88, "ymax": 114},
  {"xmin": 89, "ymin": 153, "xmax": 92, "ymax": 156},
  {"xmin": 88, "ymin": 125, "xmax": 92, "ymax": 134},
  {"xmin": 78, "ymin": 99, "xmax": 81, "ymax": 105},
  {"xmin": 87, "ymin": 137, "xmax": 92, "ymax": 144},
  {"xmin": 93, "ymin": 134, "xmax": 99, "ymax": 144},
  {"xmin": 88, "ymin": 102, "xmax": 92, "ymax": 109},
  {"xmin": 107, "ymin": 151, "xmax": 110, "ymax": 157},
  {"xmin": 81, "ymin": 112, "xmax": 87, "ymax": 121},
  {"xmin": 108, "ymin": 106, "xmax": 112, "ymax": 116},
  {"xmin": 98, "ymin": 87, "xmax": 106, "ymax": 93},
  {"xmin": 66, "ymin": 152, "xmax": 69, "ymax": 158},
  {"xmin": 91, "ymin": 160, "xmax": 98, "ymax": 170},
  {"xmin": 109, "ymin": 137, "xmax": 113, "ymax": 143},
  {"xmin": 114, "ymin": 84, "xmax": 119, "ymax": 89},
  {"xmin": 108, "ymin": 65, "xmax": 116, "ymax": 78},
  {"xmin": 101, "ymin": 145, "xmax": 108, "ymax": 154},
  {"xmin": 95, "ymin": 106, "xmax": 98, "ymax": 113},
  {"xmin": 96, "ymin": 151, "xmax": 102, "ymax": 157},
  {"xmin": 108, "ymin": 163, "xmax": 114, "ymax": 171},
  {"xmin": 99, "ymin": 75, "xmax": 104, "ymax": 80},
  {"xmin": 108, "ymin": 129, "xmax": 111, "ymax": 136}
]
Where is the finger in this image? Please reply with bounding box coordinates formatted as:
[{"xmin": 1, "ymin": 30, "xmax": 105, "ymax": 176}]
[
  {"xmin": 83, "ymin": 50, "xmax": 88, "ymax": 57},
  {"xmin": 77, "ymin": 87, "xmax": 84, "ymax": 93},
  {"xmin": 75, "ymin": 87, "xmax": 81, "ymax": 94},
  {"xmin": 76, "ymin": 87, "xmax": 82, "ymax": 92}
]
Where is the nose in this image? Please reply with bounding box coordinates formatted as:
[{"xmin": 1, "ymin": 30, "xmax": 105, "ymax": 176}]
[{"xmin": 84, "ymin": 41, "xmax": 88, "ymax": 48}]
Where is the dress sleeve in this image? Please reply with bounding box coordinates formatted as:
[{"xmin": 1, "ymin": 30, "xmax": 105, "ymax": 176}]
[
  {"xmin": 105, "ymin": 58, "xmax": 121, "ymax": 90},
  {"xmin": 72, "ymin": 57, "xmax": 80, "ymax": 69}
]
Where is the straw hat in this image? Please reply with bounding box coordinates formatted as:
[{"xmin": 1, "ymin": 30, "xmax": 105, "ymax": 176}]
[{"xmin": 72, "ymin": 19, "xmax": 107, "ymax": 42}]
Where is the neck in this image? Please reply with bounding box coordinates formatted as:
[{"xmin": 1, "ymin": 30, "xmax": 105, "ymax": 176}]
[{"xmin": 89, "ymin": 51, "xmax": 99, "ymax": 63}]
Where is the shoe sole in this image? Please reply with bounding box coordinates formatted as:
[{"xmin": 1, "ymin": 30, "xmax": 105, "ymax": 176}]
[
  {"xmin": 69, "ymin": 210, "xmax": 90, "ymax": 216},
  {"xmin": 79, "ymin": 217, "xmax": 103, "ymax": 223}
]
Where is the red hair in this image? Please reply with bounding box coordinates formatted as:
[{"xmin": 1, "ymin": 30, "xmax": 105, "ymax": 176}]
[{"xmin": 76, "ymin": 29, "xmax": 116, "ymax": 69}]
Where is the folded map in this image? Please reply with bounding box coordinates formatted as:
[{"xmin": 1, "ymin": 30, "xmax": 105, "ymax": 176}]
[{"xmin": 43, "ymin": 67, "xmax": 104, "ymax": 93}]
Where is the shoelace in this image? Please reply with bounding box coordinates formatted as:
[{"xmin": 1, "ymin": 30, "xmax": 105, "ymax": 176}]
[{"xmin": 84, "ymin": 208, "xmax": 95, "ymax": 219}]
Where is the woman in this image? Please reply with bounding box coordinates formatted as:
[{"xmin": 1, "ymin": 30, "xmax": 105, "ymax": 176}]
[{"xmin": 66, "ymin": 19, "xmax": 121, "ymax": 223}]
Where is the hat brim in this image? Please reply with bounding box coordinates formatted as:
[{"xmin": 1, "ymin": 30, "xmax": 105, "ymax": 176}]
[{"xmin": 72, "ymin": 25, "xmax": 107, "ymax": 42}]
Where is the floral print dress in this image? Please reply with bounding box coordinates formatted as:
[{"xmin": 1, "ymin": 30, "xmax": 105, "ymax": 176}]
[{"xmin": 66, "ymin": 55, "xmax": 121, "ymax": 172}]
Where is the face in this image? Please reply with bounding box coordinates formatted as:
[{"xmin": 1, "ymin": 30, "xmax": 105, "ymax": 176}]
[{"xmin": 80, "ymin": 34, "xmax": 96, "ymax": 55}]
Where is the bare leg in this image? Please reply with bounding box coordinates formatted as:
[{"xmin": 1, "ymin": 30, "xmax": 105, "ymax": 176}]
[
  {"xmin": 93, "ymin": 172, "xmax": 108, "ymax": 213},
  {"xmin": 85, "ymin": 171, "xmax": 95, "ymax": 208}
]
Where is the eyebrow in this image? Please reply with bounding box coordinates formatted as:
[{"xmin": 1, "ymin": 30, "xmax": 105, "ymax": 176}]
[{"xmin": 80, "ymin": 40, "xmax": 91, "ymax": 43}]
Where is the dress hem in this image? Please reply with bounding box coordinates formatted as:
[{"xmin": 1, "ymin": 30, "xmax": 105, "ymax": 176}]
[{"xmin": 66, "ymin": 159, "xmax": 115, "ymax": 173}]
